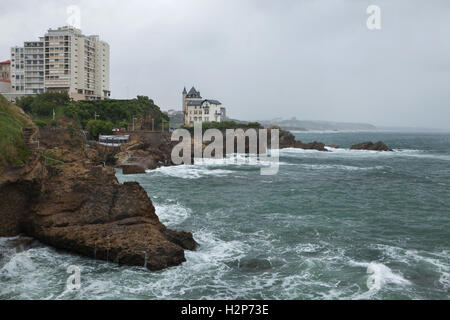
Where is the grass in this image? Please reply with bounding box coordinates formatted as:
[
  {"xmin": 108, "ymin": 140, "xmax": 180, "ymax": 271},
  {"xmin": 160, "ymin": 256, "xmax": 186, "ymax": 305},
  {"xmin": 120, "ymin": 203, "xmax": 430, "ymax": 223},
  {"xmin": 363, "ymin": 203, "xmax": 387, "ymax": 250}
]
[{"xmin": 0, "ymin": 94, "xmax": 32, "ymax": 168}]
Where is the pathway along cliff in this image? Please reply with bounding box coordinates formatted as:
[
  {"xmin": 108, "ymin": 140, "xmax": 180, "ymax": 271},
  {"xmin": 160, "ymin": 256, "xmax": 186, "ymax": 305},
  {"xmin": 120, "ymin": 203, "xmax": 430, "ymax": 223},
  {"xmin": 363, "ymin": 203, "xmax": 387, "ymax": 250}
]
[{"xmin": 0, "ymin": 100, "xmax": 197, "ymax": 271}]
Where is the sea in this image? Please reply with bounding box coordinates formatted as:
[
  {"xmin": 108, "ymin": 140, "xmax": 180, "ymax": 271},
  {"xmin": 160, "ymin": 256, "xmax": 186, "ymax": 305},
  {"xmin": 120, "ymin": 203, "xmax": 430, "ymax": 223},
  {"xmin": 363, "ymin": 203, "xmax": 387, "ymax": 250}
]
[{"xmin": 1, "ymin": 131, "xmax": 449, "ymax": 300}]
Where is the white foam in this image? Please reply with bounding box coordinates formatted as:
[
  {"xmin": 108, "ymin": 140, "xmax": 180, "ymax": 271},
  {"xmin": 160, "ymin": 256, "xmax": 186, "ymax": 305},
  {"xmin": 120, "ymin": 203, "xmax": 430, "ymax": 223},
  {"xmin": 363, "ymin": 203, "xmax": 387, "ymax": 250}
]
[
  {"xmin": 154, "ymin": 203, "xmax": 191, "ymax": 227},
  {"xmin": 195, "ymin": 154, "xmax": 290, "ymax": 167},
  {"xmin": 292, "ymin": 243, "xmax": 323, "ymax": 253},
  {"xmin": 0, "ymin": 251, "xmax": 37, "ymax": 277},
  {"xmin": 349, "ymin": 260, "xmax": 411, "ymax": 299},
  {"xmin": 280, "ymin": 147, "xmax": 450, "ymax": 162},
  {"xmin": 375, "ymin": 244, "xmax": 450, "ymax": 290},
  {"xmin": 298, "ymin": 164, "xmax": 385, "ymax": 171},
  {"xmin": 147, "ymin": 165, "xmax": 233, "ymax": 179}
]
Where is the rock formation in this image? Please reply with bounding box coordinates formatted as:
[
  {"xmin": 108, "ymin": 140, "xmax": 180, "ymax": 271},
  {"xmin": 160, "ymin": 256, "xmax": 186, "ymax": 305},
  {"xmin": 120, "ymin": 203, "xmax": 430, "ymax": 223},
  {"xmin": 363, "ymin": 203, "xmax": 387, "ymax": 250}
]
[
  {"xmin": 293, "ymin": 140, "xmax": 327, "ymax": 151},
  {"xmin": 122, "ymin": 164, "xmax": 146, "ymax": 175},
  {"xmin": 115, "ymin": 132, "xmax": 175, "ymax": 174},
  {"xmin": 0, "ymin": 124, "xmax": 197, "ymax": 271},
  {"xmin": 267, "ymin": 126, "xmax": 328, "ymax": 151},
  {"xmin": 350, "ymin": 141, "xmax": 392, "ymax": 152}
]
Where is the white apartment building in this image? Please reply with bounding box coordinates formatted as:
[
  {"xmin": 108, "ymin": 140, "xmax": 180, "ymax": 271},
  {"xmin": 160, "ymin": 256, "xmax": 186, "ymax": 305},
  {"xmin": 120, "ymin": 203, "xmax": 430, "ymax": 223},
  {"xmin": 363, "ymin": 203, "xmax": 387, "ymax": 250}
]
[
  {"xmin": 8, "ymin": 26, "xmax": 110, "ymax": 101},
  {"xmin": 10, "ymin": 47, "xmax": 25, "ymax": 94},
  {"xmin": 182, "ymin": 87, "xmax": 227, "ymax": 126},
  {"xmin": 24, "ymin": 40, "xmax": 45, "ymax": 94}
]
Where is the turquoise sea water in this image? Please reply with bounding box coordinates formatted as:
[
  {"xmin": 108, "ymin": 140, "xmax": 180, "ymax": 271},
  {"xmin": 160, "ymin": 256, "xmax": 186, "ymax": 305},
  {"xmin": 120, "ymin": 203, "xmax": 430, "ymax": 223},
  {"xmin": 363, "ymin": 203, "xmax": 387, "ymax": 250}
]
[{"xmin": 1, "ymin": 131, "xmax": 449, "ymax": 299}]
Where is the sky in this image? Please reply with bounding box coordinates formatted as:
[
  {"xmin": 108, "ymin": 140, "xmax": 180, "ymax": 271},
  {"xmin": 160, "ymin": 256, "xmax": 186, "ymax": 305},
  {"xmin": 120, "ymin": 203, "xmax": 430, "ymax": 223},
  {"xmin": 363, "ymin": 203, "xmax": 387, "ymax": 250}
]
[{"xmin": 1, "ymin": 0, "xmax": 449, "ymax": 129}]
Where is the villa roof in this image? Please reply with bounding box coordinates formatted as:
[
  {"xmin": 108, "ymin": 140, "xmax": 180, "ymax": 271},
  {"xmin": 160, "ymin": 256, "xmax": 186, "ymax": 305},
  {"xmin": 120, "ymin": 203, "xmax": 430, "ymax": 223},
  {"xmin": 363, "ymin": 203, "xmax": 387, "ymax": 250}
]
[
  {"xmin": 188, "ymin": 87, "xmax": 198, "ymax": 95},
  {"xmin": 187, "ymin": 100, "xmax": 202, "ymax": 106},
  {"xmin": 187, "ymin": 99, "xmax": 222, "ymax": 107},
  {"xmin": 205, "ymin": 99, "xmax": 222, "ymax": 105}
]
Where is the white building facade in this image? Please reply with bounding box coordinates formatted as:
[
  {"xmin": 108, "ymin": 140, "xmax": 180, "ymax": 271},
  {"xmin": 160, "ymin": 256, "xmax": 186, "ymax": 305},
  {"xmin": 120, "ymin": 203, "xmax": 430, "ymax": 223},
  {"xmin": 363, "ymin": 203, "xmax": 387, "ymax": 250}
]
[
  {"xmin": 7, "ymin": 26, "xmax": 110, "ymax": 101},
  {"xmin": 182, "ymin": 87, "xmax": 226, "ymax": 126}
]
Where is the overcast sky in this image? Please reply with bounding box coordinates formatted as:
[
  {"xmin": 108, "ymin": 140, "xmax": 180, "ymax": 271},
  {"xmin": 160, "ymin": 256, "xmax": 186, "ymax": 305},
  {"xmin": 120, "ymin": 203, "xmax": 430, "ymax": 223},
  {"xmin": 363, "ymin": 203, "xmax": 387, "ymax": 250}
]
[{"xmin": 1, "ymin": 0, "xmax": 449, "ymax": 129}]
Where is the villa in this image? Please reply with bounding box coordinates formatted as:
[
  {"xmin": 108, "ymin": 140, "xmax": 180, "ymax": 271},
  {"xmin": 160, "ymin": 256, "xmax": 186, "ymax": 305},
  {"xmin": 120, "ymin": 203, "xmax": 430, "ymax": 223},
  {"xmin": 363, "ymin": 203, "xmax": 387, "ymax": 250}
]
[{"xmin": 182, "ymin": 86, "xmax": 226, "ymax": 126}]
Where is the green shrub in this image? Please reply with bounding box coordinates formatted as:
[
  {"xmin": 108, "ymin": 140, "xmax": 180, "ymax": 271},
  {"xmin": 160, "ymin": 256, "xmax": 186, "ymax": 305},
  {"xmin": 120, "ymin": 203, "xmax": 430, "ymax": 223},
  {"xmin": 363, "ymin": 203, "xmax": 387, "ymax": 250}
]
[
  {"xmin": 67, "ymin": 124, "xmax": 74, "ymax": 137},
  {"xmin": 0, "ymin": 95, "xmax": 31, "ymax": 167},
  {"xmin": 119, "ymin": 121, "xmax": 128, "ymax": 130},
  {"xmin": 247, "ymin": 122, "xmax": 261, "ymax": 128},
  {"xmin": 86, "ymin": 120, "xmax": 114, "ymax": 138},
  {"xmin": 34, "ymin": 119, "xmax": 47, "ymax": 128},
  {"xmin": 182, "ymin": 121, "xmax": 262, "ymax": 132}
]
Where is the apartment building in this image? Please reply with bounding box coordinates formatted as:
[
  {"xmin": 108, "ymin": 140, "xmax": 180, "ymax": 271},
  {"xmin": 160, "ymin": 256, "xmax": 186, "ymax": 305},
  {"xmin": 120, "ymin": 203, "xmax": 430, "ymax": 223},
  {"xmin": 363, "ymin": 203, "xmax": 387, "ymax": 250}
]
[
  {"xmin": 0, "ymin": 60, "xmax": 11, "ymax": 94},
  {"xmin": 0, "ymin": 60, "xmax": 10, "ymax": 80},
  {"xmin": 7, "ymin": 26, "xmax": 110, "ymax": 101},
  {"xmin": 25, "ymin": 41, "xmax": 45, "ymax": 94},
  {"xmin": 10, "ymin": 47, "xmax": 25, "ymax": 94}
]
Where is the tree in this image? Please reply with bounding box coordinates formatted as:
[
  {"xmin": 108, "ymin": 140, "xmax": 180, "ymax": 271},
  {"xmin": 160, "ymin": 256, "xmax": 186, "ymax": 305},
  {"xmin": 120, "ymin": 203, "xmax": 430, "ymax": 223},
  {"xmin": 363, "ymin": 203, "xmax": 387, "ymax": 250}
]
[
  {"xmin": 16, "ymin": 96, "xmax": 34, "ymax": 114},
  {"xmin": 86, "ymin": 120, "xmax": 114, "ymax": 139},
  {"xmin": 119, "ymin": 121, "xmax": 128, "ymax": 130},
  {"xmin": 16, "ymin": 92, "xmax": 70, "ymax": 117}
]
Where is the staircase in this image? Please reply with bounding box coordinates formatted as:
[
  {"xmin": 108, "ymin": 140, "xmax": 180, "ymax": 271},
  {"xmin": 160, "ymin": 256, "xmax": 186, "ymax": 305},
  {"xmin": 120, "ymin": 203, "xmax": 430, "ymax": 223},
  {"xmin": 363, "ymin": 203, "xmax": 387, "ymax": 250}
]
[{"xmin": 22, "ymin": 127, "xmax": 37, "ymax": 149}]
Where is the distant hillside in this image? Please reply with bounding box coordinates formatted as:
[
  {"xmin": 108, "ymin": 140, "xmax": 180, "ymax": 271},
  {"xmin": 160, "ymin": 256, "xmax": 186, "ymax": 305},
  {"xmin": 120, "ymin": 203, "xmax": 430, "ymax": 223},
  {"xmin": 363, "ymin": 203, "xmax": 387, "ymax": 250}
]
[
  {"xmin": 258, "ymin": 118, "xmax": 376, "ymax": 131},
  {"xmin": 166, "ymin": 111, "xmax": 184, "ymax": 129}
]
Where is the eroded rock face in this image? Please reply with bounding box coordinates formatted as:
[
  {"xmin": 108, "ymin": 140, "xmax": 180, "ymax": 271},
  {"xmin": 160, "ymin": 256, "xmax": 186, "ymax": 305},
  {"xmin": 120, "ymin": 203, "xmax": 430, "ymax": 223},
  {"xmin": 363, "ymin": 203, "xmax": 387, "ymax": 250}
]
[
  {"xmin": 122, "ymin": 164, "xmax": 146, "ymax": 175},
  {"xmin": 116, "ymin": 133, "xmax": 175, "ymax": 172},
  {"xmin": 350, "ymin": 141, "xmax": 392, "ymax": 152},
  {"xmin": 0, "ymin": 127, "xmax": 197, "ymax": 271}
]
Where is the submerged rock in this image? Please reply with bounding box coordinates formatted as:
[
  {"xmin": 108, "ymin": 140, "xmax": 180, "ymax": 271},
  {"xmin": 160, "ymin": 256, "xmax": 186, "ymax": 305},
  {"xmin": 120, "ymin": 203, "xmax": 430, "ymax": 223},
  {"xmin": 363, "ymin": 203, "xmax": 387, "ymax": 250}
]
[
  {"xmin": 350, "ymin": 141, "xmax": 392, "ymax": 152},
  {"xmin": 237, "ymin": 258, "xmax": 273, "ymax": 272},
  {"xmin": 227, "ymin": 257, "xmax": 273, "ymax": 273}
]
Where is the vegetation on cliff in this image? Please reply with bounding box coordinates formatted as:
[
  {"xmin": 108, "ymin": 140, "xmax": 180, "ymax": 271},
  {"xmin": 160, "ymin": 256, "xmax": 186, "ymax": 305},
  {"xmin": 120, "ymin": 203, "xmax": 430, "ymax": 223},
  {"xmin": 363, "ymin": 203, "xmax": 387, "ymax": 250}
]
[
  {"xmin": 0, "ymin": 94, "xmax": 32, "ymax": 168},
  {"xmin": 63, "ymin": 95, "xmax": 169, "ymax": 130},
  {"xmin": 181, "ymin": 120, "xmax": 261, "ymax": 132},
  {"xmin": 86, "ymin": 120, "xmax": 114, "ymax": 138},
  {"xmin": 16, "ymin": 92, "xmax": 70, "ymax": 118},
  {"xmin": 16, "ymin": 93, "xmax": 169, "ymax": 134}
]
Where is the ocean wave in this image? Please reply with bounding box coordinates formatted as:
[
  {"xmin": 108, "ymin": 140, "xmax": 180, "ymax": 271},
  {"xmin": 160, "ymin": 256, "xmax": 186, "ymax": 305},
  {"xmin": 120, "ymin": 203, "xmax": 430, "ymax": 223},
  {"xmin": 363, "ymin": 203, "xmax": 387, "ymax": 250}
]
[
  {"xmin": 349, "ymin": 260, "xmax": 411, "ymax": 299},
  {"xmin": 146, "ymin": 154, "xmax": 290, "ymax": 179},
  {"xmin": 280, "ymin": 147, "xmax": 450, "ymax": 162},
  {"xmin": 154, "ymin": 202, "xmax": 191, "ymax": 227},
  {"xmin": 298, "ymin": 164, "xmax": 385, "ymax": 171},
  {"xmin": 194, "ymin": 154, "xmax": 290, "ymax": 167},
  {"xmin": 147, "ymin": 165, "xmax": 234, "ymax": 179},
  {"xmin": 374, "ymin": 244, "xmax": 450, "ymax": 290}
]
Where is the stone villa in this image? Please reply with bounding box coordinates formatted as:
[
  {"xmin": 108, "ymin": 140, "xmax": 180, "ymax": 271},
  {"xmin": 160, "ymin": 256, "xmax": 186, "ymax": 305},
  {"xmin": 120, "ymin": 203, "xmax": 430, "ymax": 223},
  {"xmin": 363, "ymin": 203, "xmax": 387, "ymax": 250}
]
[{"xmin": 182, "ymin": 86, "xmax": 226, "ymax": 126}]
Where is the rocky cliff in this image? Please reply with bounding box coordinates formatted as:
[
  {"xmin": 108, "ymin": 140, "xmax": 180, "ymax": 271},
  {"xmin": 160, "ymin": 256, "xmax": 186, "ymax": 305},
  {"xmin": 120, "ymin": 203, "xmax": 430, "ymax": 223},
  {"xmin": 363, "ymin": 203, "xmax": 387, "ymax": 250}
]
[{"xmin": 0, "ymin": 105, "xmax": 197, "ymax": 270}]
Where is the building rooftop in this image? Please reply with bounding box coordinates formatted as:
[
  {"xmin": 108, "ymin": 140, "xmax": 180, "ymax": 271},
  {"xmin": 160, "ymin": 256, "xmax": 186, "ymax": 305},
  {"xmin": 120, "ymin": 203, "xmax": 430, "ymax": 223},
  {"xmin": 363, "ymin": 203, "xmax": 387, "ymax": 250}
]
[
  {"xmin": 187, "ymin": 99, "xmax": 222, "ymax": 107},
  {"xmin": 187, "ymin": 86, "xmax": 202, "ymax": 98}
]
